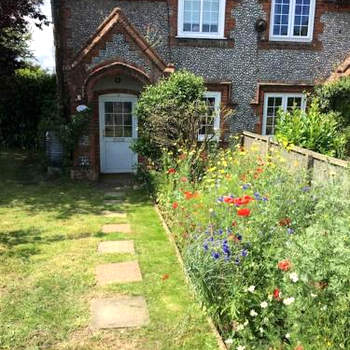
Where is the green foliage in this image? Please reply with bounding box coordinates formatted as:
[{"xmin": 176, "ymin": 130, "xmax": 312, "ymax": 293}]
[
  {"xmin": 315, "ymin": 76, "xmax": 350, "ymax": 127},
  {"xmin": 134, "ymin": 70, "xmax": 210, "ymax": 162},
  {"xmin": 275, "ymin": 97, "xmax": 346, "ymax": 158},
  {"xmin": 0, "ymin": 66, "xmax": 56, "ymax": 149},
  {"xmin": 153, "ymin": 145, "xmax": 350, "ymax": 350}
]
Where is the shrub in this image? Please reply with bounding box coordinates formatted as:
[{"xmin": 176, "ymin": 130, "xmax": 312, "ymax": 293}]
[
  {"xmin": 134, "ymin": 70, "xmax": 231, "ymax": 163},
  {"xmin": 275, "ymin": 97, "xmax": 346, "ymax": 158},
  {"xmin": 0, "ymin": 66, "xmax": 56, "ymax": 149},
  {"xmin": 153, "ymin": 145, "xmax": 350, "ymax": 350}
]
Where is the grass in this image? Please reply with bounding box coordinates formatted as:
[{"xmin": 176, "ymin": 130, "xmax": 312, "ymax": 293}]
[{"xmin": 0, "ymin": 150, "xmax": 219, "ymax": 350}]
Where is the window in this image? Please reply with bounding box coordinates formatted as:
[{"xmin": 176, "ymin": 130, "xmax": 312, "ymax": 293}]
[
  {"xmin": 178, "ymin": 0, "xmax": 226, "ymax": 39},
  {"xmin": 270, "ymin": 0, "xmax": 316, "ymax": 42},
  {"xmin": 263, "ymin": 93, "xmax": 306, "ymax": 135},
  {"xmin": 104, "ymin": 102, "xmax": 133, "ymax": 138},
  {"xmin": 198, "ymin": 91, "xmax": 221, "ymax": 141}
]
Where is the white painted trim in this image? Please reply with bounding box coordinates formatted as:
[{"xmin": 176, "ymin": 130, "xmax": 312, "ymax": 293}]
[
  {"xmin": 99, "ymin": 93, "xmax": 138, "ymax": 173},
  {"xmin": 198, "ymin": 91, "xmax": 221, "ymax": 141},
  {"xmin": 262, "ymin": 92, "xmax": 306, "ymax": 136},
  {"xmin": 177, "ymin": 0, "xmax": 226, "ymax": 39},
  {"xmin": 269, "ymin": 0, "xmax": 316, "ymax": 42}
]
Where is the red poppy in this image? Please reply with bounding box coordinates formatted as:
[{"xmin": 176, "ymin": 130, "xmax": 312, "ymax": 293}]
[
  {"xmin": 234, "ymin": 195, "xmax": 254, "ymax": 206},
  {"xmin": 223, "ymin": 196, "xmax": 235, "ymax": 204},
  {"xmin": 184, "ymin": 191, "xmax": 199, "ymax": 200},
  {"xmin": 273, "ymin": 288, "xmax": 280, "ymax": 300},
  {"xmin": 237, "ymin": 208, "xmax": 251, "ymax": 217},
  {"xmin": 278, "ymin": 260, "xmax": 292, "ymax": 271},
  {"xmin": 168, "ymin": 168, "xmax": 176, "ymax": 174},
  {"xmin": 279, "ymin": 218, "xmax": 292, "ymax": 227},
  {"xmin": 172, "ymin": 202, "xmax": 178, "ymax": 209},
  {"xmin": 162, "ymin": 274, "xmax": 169, "ymax": 281},
  {"xmin": 294, "ymin": 346, "xmax": 304, "ymax": 350},
  {"xmin": 256, "ymin": 167, "xmax": 264, "ymax": 173}
]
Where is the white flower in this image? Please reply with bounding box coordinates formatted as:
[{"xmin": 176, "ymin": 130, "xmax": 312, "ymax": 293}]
[
  {"xmin": 76, "ymin": 104, "xmax": 88, "ymax": 112},
  {"xmin": 311, "ymin": 293, "xmax": 317, "ymax": 298},
  {"xmin": 250, "ymin": 309, "xmax": 258, "ymax": 317},
  {"xmin": 290, "ymin": 272, "xmax": 299, "ymax": 283},
  {"xmin": 322, "ymin": 305, "xmax": 327, "ymax": 311},
  {"xmin": 283, "ymin": 297, "xmax": 295, "ymax": 306},
  {"xmin": 243, "ymin": 319, "xmax": 249, "ymax": 326},
  {"xmin": 225, "ymin": 338, "xmax": 233, "ymax": 345},
  {"xmin": 285, "ymin": 333, "xmax": 291, "ymax": 339},
  {"xmin": 236, "ymin": 324, "xmax": 245, "ymax": 331},
  {"xmin": 237, "ymin": 346, "xmax": 246, "ymax": 350},
  {"xmin": 259, "ymin": 327, "xmax": 264, "ymax": 334},
  {"xmin": 247, "ymin": 285, "xmax": 255, "ymax": 293},
  {"xmin": 268, "ymin": 294, "xmax": 273, "ymax": 301},
  {"xmin": 260, "ymin": 301, "xmax": 268, "ymax": 309}
]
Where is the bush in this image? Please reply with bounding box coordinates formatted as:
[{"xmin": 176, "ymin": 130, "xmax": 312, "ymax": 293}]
[
  {"xmin": 134, "ymin": 70, "xmax": 230, "ymax": 163},
  {"xmin": 0, "ymin": 66, "xmax": 56, "ymax": 149},
  {"xmin": 275, "ymin": 97, "xmax": 346, "ymax": 158},
  {"xmin": 152, "ymin": 145, "xmax": 350, "ymax": 350}
]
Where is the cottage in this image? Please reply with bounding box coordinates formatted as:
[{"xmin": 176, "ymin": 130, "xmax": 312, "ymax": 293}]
[{"xmin": 51, "ymin": 0, "xmax": 350, "ymax": 179}]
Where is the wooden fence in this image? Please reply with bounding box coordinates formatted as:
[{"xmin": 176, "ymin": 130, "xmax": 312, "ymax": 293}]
[{"xmin": 241, "ymin": 131, "xmax": 348, "ymax": 183}]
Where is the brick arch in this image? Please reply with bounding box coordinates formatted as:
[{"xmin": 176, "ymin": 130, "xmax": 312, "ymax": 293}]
[{"xmin": 83, "ymin": 61, "xmax": 151, "ymax": 102}]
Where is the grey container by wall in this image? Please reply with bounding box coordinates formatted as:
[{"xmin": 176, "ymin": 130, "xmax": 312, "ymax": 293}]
[{"xmin": 46, "ymin": 131, "xmax": 64, "ymax": 169}]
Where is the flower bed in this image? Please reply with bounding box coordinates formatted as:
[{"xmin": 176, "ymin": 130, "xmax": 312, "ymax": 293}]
[{"xmin": 147, "ymin": 144, "xmax": 350, "ymax": 350}]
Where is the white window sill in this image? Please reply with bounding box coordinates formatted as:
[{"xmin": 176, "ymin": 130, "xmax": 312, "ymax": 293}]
[
  {"xmin": 269, "ymin": 36, "xmax": 313, "ymax": 43},
  {"xmin": 176, "ymin": 35, "xmax": 227, "ymax": 40}
]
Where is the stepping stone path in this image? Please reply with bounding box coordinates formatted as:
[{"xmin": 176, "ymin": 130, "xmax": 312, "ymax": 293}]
[
  {"xmin": 96, "ymin": 261, "xmax": 142, "ymax": 285},
  {"xmin": 102, "ymin": 223, "xmax": 132, "ymax": 234},
  {"xmin": 98, "ymin": 240, "xmax": 135, "ymax": 254},
  {"xmin": 91, "ymin": 297, "xmax": 150, "ymax": 329},
  {"xmin": 91, "ymin": 188, "xmax": 149, "ymax": 330}
]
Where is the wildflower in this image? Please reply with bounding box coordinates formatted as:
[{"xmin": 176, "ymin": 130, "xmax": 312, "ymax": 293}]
[
  {"xmin": 290, "ymin": 272, "xmax": 299, "ymax": 283},
  {"xmin": 232, "ymin": 220, "xmax": 237, "ymax": 227},
  {"xmin": 237, "ymin": 208, "xmax": 251, "ymax": 217},
  {"xmin": 259, "ymin": 327, "xmax": 264, "ymax": 334},
  {"xmin": 180, "ymin": 176, "xmax": 188, "ymax": 182},
  {"xmin": 302, "ymin": 186, "xmax": 311, "ymax": 192},
  {"xmin": 203, "ymin": 243, "xmax": 209, "ymax": 251},
  {"xmin": 242, "ymin": 184, "xmax": 250, "ymax": 190},
  {"xmin": 172, "ymin": 202, "xmax": 178, "ymax": 209},
  {"xmin": 283, "ymin": 297, "xmax": 295, "ymax": 305},
  {"xmin": 311, "ymin": 293, "xmax": 317, "ymax": 298},
  {"xmin": 184, "ymin": 191, "xmax": 199, "ymax": 200},
  {"xmin": 247, "ymin": 285, "xmax": 255, "ymax": 293},
  {"xmin": 236, "ymin": 324, "xmax": 244, "ymax": 331},
  {"xmin": 241, "ymin": 249, "xmax": 248, "ymax": 257},
  {"xmin": 260, "ymin": 301, "xmax": 268, "ymax": 308},
  {"xmin": 237, "ymin": 346, "xmax": 246, "ymax": 350},
  {"xmin": 235, "ymin": 258, "xmax": 240, "ymax": 265},
  {"xmin": 224, "ymin": 339, "xmax": 233, "ymax": 345},
  {"xmin": 279, "ymin": 218, "xmax": 292, "ymax": 227},
  {"xmin": 223, "ymin": 196, "xmax": 235, "ymax": 204},
  {"xmin": 285, "ymin": 333, "xmax": 291, "ymax": 339},
  {"xmin": 294, "ymin": 346, "xmax": 304, "ymax": 350},
  {"xmin": 262, "ymin": 196, "xmax": 268, "ymax": 201},
  {"xmin": 234, "ymin": 195, "xmax": 254, "ymax": 206},
  {"xmin": 162, "ymin": 274, "xmax": 169, "ymax": 281},
  {"xmin": 287, "ymin": 227, "xmax": 295, "ymax": 234},
  {"xmin": 273, "ymin": 288, "xmax": 280, "ymax": 300},
  {"xmin": 167, "ymin": 168, "xmax": 176, "ymax": 174},
  {"xmin": 250, "ymin": 309, "xmax": 258, "ymax": 317},
  {"xmin": 278, "ymin": 260, "xmax": 292, "ymax": 271},
  {"xmin": 243, "ymin": 320, "xmax": 249, "ymax": 326},
  {"xmin": 254, "ymin": 192, "xmax": 262, "ymax": 200},
  {"xmin": 212, "ymin": 251, "xmax": 220, "ymax": 260}
]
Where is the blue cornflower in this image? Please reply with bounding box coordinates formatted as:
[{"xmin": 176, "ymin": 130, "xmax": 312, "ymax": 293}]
[
  {"xmin": 212, "ymin": 251, "xmax": 220, "ymax": 260},
  {"xmin": 235, "ymin": 257, "xmax": 241, "ymax": 265},
  {"xmin": 287, "ymin": 228, "xmax": 295, "ymax": 234},
  {"xmin": 203, "ymin": 243, "xmax": 209, "ymax": 251},
  {"xmin": 242, "ymin": 184, "xmax": 250, "ymax": 190},
  {"xmin": 236, "ymin": 234, "xmax": 242, "ymax": 241},
  {"xmin": 209, "ymin": 237, "xmax": 214, "ymax": 242},
  {"xmin": 241, "ymin": 249, "xmax": 248, "ymax": 257},
  {"xmin": 262, "ymin": 197, "xmax": 268, "ymax": 201},
  {"xmin": 217, "ymin": 196, "xmax": 224, "ymax": 203},
  {"xmin": 254, "ymin": 192, "xmax": 262, "ymax": 200},
  {"xmin": 218, "ymin": 229, "xmax": 223, "ymax": 235}
]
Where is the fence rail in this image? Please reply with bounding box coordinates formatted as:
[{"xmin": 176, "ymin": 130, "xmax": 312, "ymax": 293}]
[{"xmin": 241, "ymin": 131, "xmax": 348, "ymax": 182}]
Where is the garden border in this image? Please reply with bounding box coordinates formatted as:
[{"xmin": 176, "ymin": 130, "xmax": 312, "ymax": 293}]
[{"xmin": 154, "ymin": 205, "xmax": 228, "ymax": 350}]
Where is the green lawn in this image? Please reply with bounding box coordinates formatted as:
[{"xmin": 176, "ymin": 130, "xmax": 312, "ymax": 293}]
[{"xmin": 0, "ymin": 150, "xmax": 218, "ymax": 350}]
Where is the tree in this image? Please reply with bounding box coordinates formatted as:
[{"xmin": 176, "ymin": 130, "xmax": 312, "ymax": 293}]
[{"xmin": 0, "ymin": 0, "xmax": 48, "ymax": 77}]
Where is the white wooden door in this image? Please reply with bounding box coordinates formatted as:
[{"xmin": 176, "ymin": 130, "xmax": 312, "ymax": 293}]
[{"xmin": 99, "ymin": 94, "xmax": 138, "ymax": 173}]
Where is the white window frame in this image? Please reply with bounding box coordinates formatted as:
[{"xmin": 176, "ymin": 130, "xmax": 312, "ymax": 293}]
[
  {"xmin": 198, "ymin": 91, "xmax": 221, "ymax": 141},
  {"xmin": 262, "ymin": 92, "xmax": 306, "ymax": 136},
  {"xmin": 177, "ymin": 0, "xmax": 226, "ymax": 39},
  {"xmin": 269, "ymin": 0, "xmax": 316, "ymax": 42}
]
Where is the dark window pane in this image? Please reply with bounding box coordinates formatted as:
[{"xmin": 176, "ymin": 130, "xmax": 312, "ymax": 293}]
[
  {"xmin": 105, "ymin": 102, "xmax": 113, "ymax": 113},
  {"xmin": 114, "ymin": 102, "xmax": 122, "ymax": 114},
  {"xmin": 124, "ymin": 114, "xmax": 132, "ymax": 125},
  {"xmin": 210, "ymin": 24, "xmax": 218, "ymax": 33},
  {"xmin": 124, "ymin": 126, "xmax": 132, "ymax": 137},
  {"xmin": 115, "ymin": 114, "xmax": 123, "ymax": 125},
  {"xmin": 183, "ymin": 23, "xmax": 191, "ymax": 31},
  {"xmin": 115, "ymin": 126, "xmax": 123, "ymax": 137},
  {"xmin": 105, "ymin": 126, "xmax": 114, "ymax": 137},
  {"xmin": 124, "ymin": 102, "xmax": 132, "ymax": 113},
  {"xmin": 202, "ymin": 24, "xmax": 210, "ymax": 32},
  {"xmin": 105, "ymin": 115, "xmax": 113, "ymax": 125},
  {"xmin": 281, "ymin": 25, "xmax": 288, "ymax": 35}
]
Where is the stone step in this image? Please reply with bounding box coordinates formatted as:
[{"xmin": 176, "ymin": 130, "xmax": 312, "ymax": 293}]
[
  {"xmin": 91, "ymin": 296, "xmax": 150, "ymax": 329},
  {"xmin": 102, "ymin": 224, "xmax": 132, "ymax": 234},
  {"xmin": 102, "ymin": 210, "xmax": 127, "ymax": 218},
  {"xmin": 95, "ymin": 261, "xmax": 142, "ymax": 285},
  {"xmin": 98, "ymin": 240, "xmax": 135, "ymax": 254},
  {"xmin": 104, "ymin": 191, "xmax": 125, "ymax": 199},
  {"xmin": 104, "ymin": 199, "xmax": 124, "ymax": 206}
]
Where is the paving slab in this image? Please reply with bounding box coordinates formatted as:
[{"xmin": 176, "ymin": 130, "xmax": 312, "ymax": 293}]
[
  {"xmin": 102, "ymin": 210, "xmax": 127, "ymax": 218},
  {"xmin": 91, "ymin": 296, "xmax": 150, "ymax": 329},
  {"xmin": 104, "ymin": 191, "xmax": 125, "ymax": 199},
  {"xmin": 102, "ymin": 224, "xmax": 132, "ymax": 234},
  {"xmin": 104, "ymin": 199, "xmax": 123, "ymax": 205},
  {"xmin": 98, "ymin": 240, "xmax": 135, "ymax": 254},
  {"xmin": 96, "ymin": 261, "xmax": 142, "ymax": 285}
]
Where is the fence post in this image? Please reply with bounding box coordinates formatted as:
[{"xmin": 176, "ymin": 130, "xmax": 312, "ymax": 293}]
[
  {"xmin": 266, "ymin": 137, "xmax": 271, "ymax": 157},
  {"xmin": 306, "ymin": 153, "xmax": 314, "ymax": 184}
]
